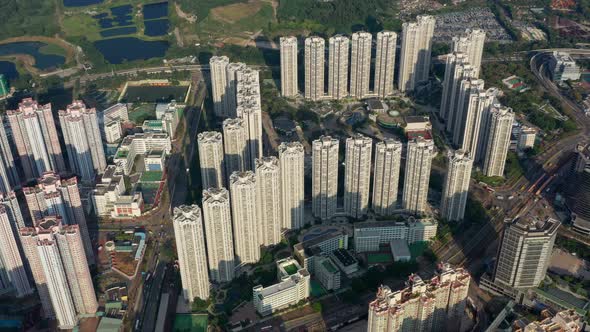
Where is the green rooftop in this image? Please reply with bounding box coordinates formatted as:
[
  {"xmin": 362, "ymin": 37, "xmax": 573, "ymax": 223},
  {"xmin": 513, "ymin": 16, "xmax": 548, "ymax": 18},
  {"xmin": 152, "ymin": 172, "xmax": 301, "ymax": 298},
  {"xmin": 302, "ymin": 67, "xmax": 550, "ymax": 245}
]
[
  {"xmin": 283, "ymin": 263, "xmax": 298, "ymax": 276},
  {"xmin": 140, "ymin": 171, "xmax": 163, "ymax": 182},
  {"xmin": 322, "ymin": 260, "xmax": 337, "ymax": 273},
  {"xmin": 144, "ymin": 120, "xmax": 163, "ymax": 128}
]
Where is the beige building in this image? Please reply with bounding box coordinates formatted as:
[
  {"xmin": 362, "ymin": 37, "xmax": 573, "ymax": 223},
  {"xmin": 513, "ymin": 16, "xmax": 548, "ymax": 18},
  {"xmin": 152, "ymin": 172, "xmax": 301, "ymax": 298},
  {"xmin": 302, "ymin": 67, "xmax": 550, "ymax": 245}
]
[
  {"xmin": 494, "ymin": 217, "xmax": 560, "ymax": 290},
  {"xmin": 202, "ymin": 188, "xmax": 235, "ymax": 283},
  {"xmin": 440, "ymin": 53, "xmax": 470, "ymax": 122},
  {"xmin": 372, "ymin": 139, "xmax": 402, "ymax": 216},
  {"xmin": 482, "ymin": 105, "xmax": 514, "ymax": 177},
  {"xmin": 344, "ymin": 135, "xmax": 372, "ymax": 219},
  {"xmin": 397, "ymin": 15, "xmax": 436, "ymax": 92},
  {"xmin": 452, "ymin": 28, "xmax": 486, "ymax": 77},
  {"xmin": 367, "ymin": 264, "xmax": 471, "ymax": 332},
  {"xmin": 441, "ymin": 150, "xmax": 473, "ymax": 222},
  {"xmin": 230, "ymin": 171, "xmax": 260, "ymax": 265},
  {"xmin": 518, "ymin": 126, "xmax": 537, "ymax": 150},
  {"xmin": 374, "ymin": 31, "xmax": 398, "ymax": 98},
  {"xmin": 210, "ymin": 56, "xmax": 230, "ymax": 117},
  {"xmin": 452, "ymin": 78, "xmax": 485, "ymax": 147},
  {"xmin": 225, "ymin": 62, "xmax": 247, "ymax": 117},
  {"xmin": 312, "ymin": 136, "xmax": 339, "ymax": 220},
  {"xmin": 305, "ymin": 37, "xmax": 326, "ymax": 101},
  {"xmin": 0, "ymin": 206, "xmax": 32, "ymax": 297},
  {"xmin": 459, "ymin": 84, "xmax": 495, "ymax": 156},
  {"xmin": 197, "ymin": 131, "xmax": 225, "ymax": 189},
  {"xmin": 278, "ymin": 142, "xmax": 305, "ymax": 230},
  {"xmin": 328, "ymin": 35, "xmax": 350, "ymax": 100},
  {"xmin": 222, "ymin": 118, "xmax": 249, "ymax": 177},
  {"xmin": 236, "ymin": 67, "xmax": 262, "ymax": 170},
  {"xmin": 402, "ymin": 138, "xmax": 434, "ymax": 214},
  {"xmin": 173, "ymin": 205, "xmax": 210, "ymax": 301},
  {"xmin": 350, "ymin": 32, "xmax": 372, "ymax": 99},
  {"xmin": 280, "ymin": 36, "xmax": 298, "ymax": 97},
  {"xmin": 255, "ymin": 157, "xmax": 282, "ymax": 246}
]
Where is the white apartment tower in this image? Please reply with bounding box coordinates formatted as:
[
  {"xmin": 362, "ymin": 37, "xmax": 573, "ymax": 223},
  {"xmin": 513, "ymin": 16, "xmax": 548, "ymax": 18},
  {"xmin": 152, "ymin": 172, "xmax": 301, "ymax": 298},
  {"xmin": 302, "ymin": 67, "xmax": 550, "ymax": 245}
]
[
  {"xmin": 210, "ymin": 56, "xmax": 230, "ymax": 117},
  {"xmin": 6, "ymin": 98, "xmax": 66, "ymax": 181},
  {"xmin": 202, "ymin": 188, "xmax": 235, "ymax": 283},
  {"xmin": 452, "ymin": 29, "xmax": 486, "ymax": 76},
  {"xmin": 229, "ymin": 171, "xmax": 260, "ymax": 264},
  {"xmin": 0, "ymin": 124, "xmax": 19, "ymax": 192},
  {"xmin": 367, "ymin": 264, "xmax": 471, "ymax": 332},
  {"xmin": 350, "ymin": 32, "xmax": 372, "ymax": 99},
  {"xmin": 372, "ymin": 139, "xmax": 402, "ymax": 216},
  {"xmin": 173, "ymin": 205, "xmax": 210, "ymax": 301},
  {"xmin": 402, "ymin": 138, "xmax": 434, "ymax": 214},
  {"xmin": 304, "ymin": 37, "xmax": 325, "ymax": 101},
  {"xmin": 0, "ymin": 206, "xmax": 33, "ymax": 297},
  {"xmin": 459, "ymin": 86, "xmax": 495, "ymax": 156},
  {"xmin": 23, "ymin": 173, "xmax": 95, "ymax": 264},
  {"xmin": 440, "ymin": 150, "xmax": 473, "ymax": 222},
  {"xmin": 312, "ymin": 136, "xmax": 339, "ymax": 220},
  {"xmin": 374, "ymin": 31, "xmax": 397, "ymax": 98},
  {"xmin": 0, "ymin": 191, "xmax": 25, "ymax": 229},
  {"xmin": 225, "ymin": 62, "xmax": 247, "ymax": 117},
  {"xmin": 344, "ymin": 135, "xmax": 372, "ymax": 219},
  {"xmin": 20, "ymin": 217, "xmax": 97, "ymax": 329},
  {"xmin": 280, "ymin": 36, "xmax": 298, "ymax": 97},
  {"xmin": 197, "ymin": 131, "xmax": 225, "ymax": 189},
  {"xmin": 482, "ymin": 105, "xmax": 514, "ymax": 177},
  {"xmin": 236, "ymin": 67, "xmax": 263, "ymax": 169},
  {"xmin": 328, "ymin": 35, "xmax": 350, "ymax": 100},
  {"xmin": 493, "ymin": 217, "xmax": 560, "ymax": 289},
  {"xmin": 59, "ymin": 100, "xmax": 107, "ymax": 183},
  {"xmin": 452, "ymin": 78, "xmax": 485, "ymax": 146},
  {"xmin": 440, "ymin": 53, "xmax": 470, "ymax": 122},
  {"xmin": 222, "ymin": 118, "xmax": 249, "ymax": 177},
  {"xmin": 278, "ymin": 142, "xmax": 305, "ymax": 230},
  {"xmin": 255, "ymin": 157, "xmax": 282, "ymax": 246},
  {"xmin": 398, "ymin": 15, "xmax": 436, "ymax": 92}
]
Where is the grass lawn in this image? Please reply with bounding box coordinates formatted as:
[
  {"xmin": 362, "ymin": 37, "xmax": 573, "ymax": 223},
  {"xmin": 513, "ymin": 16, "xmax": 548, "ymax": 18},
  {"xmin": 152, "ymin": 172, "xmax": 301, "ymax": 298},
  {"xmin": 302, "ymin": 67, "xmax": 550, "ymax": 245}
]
[
  {"xmin": 128, "ymin": 104, "xmax": 156, "ymax": 124},
  {"xmin": 197, "ymin": 2, "xmax": 274, "ymax": 38},
  {"xmin": 173, "ymin": 314, "xmax": 208, "ymax": 332},
  {"xmin": 283, "ymin": 263, "xmax": 298, "ymax": 276},
  {"xmin": 39, "ymin": 43, "xmax": 67, "ymax": 57},
  {"xmin": 409, "ymin": 242, "xmax": 428, "ymax": 259},
  {"xmin": 211, "ymin": 1, "xmax": 263, "ymax": 23},
  {"xmin": 367, "ymin": 253, "xmax": 393, "ymax": 265},
  {"xmin": 62, "ymin": 15, "xmax": 102, "ymax": 40},
  {"xmin": 310, "ymin": 280, "xmax": 326, "ymax": 298}
]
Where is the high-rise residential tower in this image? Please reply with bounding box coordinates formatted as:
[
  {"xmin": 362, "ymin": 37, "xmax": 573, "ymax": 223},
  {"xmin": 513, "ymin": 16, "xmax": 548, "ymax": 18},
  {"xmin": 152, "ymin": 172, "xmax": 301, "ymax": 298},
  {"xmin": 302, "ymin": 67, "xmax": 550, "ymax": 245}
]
[
  {"xmin": 367, "ymin": 264, "xmax": 471, "ymax": 332},
  {"xmin": 198, "ymin": 131, "xmax": 225, "ymax": 189},
  {"xmin": 312, "ymin": 136, "xmax": 339, "ymax": 220},
  {"xmin": 225, "ymin": 62, "xmax": 247, "ymax": 117},
  {"xmin": 280, "ymin": 36, "xmax": 298, "ymax": 97},
  {"xmin": 229, "ymin": 171, "xmax": 260, "ymax": 265},
  {"xmin": 344, "ymin": 135, "xmax": 372, "ymax": 219},
  {"xmin": 440, "ymin": 150, "xmax": 473, "ymax": 222},
  {"xmin": 398, "ymin": 16, "xmax": 436, "ymax": 92},
  {"xmin": 6, "ymin": 98, "xmax": 65, "ymax": 181},
  {"xmin": 0, "ymin": 122, "xmax": 18, "ymax": 192},
  {"xmin": 23, "ymin": 173, "xmax": 94, "ymax": 264},
  {"xmin": 0, "ymin": 191, "xmax": 25, "ymax": 229},
  {"xmin": 374, "ymin": 31, "xmax": 397, "ymax": 98},
  {"xmin": 59, "ymin": 100, "xmax": 107, "ymax": 183},
  {"xmin": 350, "ymin": 32, "xmax": 372, "ymax": 99},
  {"xmin": 173, "ymin": 205, "xmax": 210, "ymax": 301},
  {"xmin": 20, "ymin": 216, "xmax": 97, "ymax": 329},
  {"xmin": 458, "ymin": 83, "xmax": 495, "ymax": 156},
  {"xmin": 444, "ymin": 63, "xmax": 477, "ymax": 135},
  {"xmin": 202, "ymin": 188, "xmax": 235, "ymax": 283},
  {"xmin": 372, "ymin": 139, "xmax": 402, "ymax": 216},
  {"xmin": 222, "ymin": 118, "xmax": 249, "ymax": 177},
  {"xmin": 440, "ymin": 53, "xmax": 469, "ymax": 124},
  {"xmin": 451, "ymin": 78, "xmax": 485, "ymax": 146},
  {"xmin": 278, "ymin": 142, "xmax": 305, "ymax": 230},
  {"xmin": 402, "ymin": 138, "xmax": 434, "ymax": 214},
  {"xmin": 452, "ymin": 29, "xmax": 486, "ymax": 76},
  {"xmin": 255, "ymin": 157, "xmax": 282, "ymax": 246},
  {"xmin": 482, "ymin": 105, "xmax": 514, "ymax": 177},
  {"xmin": 236, "ymin": 67, "xmax": 262, "ymax": 169},
  {"xmin": 304, "ymin": 37, "xmax": 325, "ymax": 101},
  {"xmin": 328, "ymin": 35, "xmax": 350, "ymax": 100},
  {"xmin": 0, "ymin": 206, "xmax": 33, "ymax": 297},
  {"xmin": 493, "ymin": 217, "xmax": 560, "ymax": 290},
  {"xmin": 210, "ymin": 56, "xmax": 230, "ymax": 117}
]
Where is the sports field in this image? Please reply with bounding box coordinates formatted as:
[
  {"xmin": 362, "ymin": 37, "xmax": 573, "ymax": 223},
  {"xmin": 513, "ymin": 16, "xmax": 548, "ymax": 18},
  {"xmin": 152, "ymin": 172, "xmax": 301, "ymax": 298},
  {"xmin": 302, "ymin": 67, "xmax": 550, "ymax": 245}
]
[{"xmin": 173, "ymin": 314, "xmax": 208, "ymax": 332}]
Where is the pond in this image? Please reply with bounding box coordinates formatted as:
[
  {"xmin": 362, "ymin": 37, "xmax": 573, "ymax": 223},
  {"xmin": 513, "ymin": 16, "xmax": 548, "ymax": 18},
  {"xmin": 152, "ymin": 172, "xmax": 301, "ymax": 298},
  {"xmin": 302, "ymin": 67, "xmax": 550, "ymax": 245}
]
[
  {"xmin": 94, "ymin": 38, "xmax": 169, "ymax": 64},
  {"xmin": 0, "ymin": 42, "xmax": 65, "ymax": 70},
  {"xmin": 63, "ymin": 0, "xmax": 104, "ymax": 6},
  {"xmin": 144, "ymin": 19, "xmax": 169, "ymax": 37},
  {"xmin": 0, "ymin": 61, "xmax": 19, "ymax": 80},
  {"xmin": 111, "ymin": 5, "xmax": 133, "ymax": 16},
  {"xmin": 143, "ymin": 2, "xmax": 168, "ymax": 19},
  {"xmin": 100, "ymin": 27, "xmax": 137, "ymax": 38}
]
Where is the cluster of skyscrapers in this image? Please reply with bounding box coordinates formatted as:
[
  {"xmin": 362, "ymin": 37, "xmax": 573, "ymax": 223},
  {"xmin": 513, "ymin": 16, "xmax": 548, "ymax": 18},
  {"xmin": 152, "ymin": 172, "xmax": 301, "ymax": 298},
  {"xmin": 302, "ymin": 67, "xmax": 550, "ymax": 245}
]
[
  {"xmin": 0, "ymin": 98, "xmax": 102, "ymax": 329},
  {"xmin": 280, "ymin": 16, "xmax": 436, "ymax": 100}
]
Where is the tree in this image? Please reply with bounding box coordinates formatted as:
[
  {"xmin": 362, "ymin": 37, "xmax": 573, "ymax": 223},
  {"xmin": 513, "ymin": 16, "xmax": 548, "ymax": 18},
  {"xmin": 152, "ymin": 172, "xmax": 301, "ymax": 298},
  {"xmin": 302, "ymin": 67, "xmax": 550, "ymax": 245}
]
[{"xmin": 312, "ymin": 302, "xmax": 322, "ymax": 312}]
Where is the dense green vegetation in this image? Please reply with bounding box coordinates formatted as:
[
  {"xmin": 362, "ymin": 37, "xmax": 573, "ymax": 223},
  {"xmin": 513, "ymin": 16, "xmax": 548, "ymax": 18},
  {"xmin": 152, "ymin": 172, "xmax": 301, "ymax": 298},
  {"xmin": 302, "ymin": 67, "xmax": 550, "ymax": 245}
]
[
  {"xmin": 177, "ymin": 0, "xmax": 247, "ymax": 23},
  {"xmin": 0, "ymin": 0, "xmax": 59, "ymax": 38}
]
